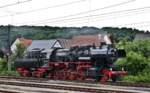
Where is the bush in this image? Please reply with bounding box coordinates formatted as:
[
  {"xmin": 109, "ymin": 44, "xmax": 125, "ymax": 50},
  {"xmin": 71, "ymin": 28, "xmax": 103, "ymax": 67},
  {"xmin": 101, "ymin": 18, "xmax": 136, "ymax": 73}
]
[
  {"xmin": 0, "ymin": 58, "xmax": 7, "ymax": 71},
  {"xmin": 115, "ymin": 40, "xmax": 150, "ymax": 82},
  {"xmin": 0, "ymin": 70, "xmax": 20, "ymax": 76},
  {"xmin": 123, "ymin": 73, "xmax": 150, "ymax": 83}
]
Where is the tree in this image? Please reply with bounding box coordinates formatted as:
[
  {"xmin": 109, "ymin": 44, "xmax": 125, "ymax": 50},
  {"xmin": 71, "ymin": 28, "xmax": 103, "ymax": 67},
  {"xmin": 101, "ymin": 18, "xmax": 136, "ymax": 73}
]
[
  {"xmin": 14, "ymin": 43, "xmax": 26, "ymax": 59},
  {"xmin": 115, "ymin": 40, "xmax": 150, "ymax": 82}
]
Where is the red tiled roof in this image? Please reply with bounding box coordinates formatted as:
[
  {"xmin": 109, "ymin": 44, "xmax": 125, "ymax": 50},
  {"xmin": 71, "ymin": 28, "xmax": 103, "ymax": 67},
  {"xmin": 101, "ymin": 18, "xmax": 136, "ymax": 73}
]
[
  {"xmin": 18, "ymin": 38, "xmax": 32, "ymax": 47},
  {"xmin": 71, "ymin": 35, "xmax": 102, "ymax": 47}
]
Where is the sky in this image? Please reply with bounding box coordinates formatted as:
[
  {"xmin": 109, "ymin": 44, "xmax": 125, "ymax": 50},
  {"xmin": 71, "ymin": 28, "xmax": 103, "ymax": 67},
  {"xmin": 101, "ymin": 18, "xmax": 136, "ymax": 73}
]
[{"xmin": 0, "ymin": 0, "xmax": 150, "ymax": 31}]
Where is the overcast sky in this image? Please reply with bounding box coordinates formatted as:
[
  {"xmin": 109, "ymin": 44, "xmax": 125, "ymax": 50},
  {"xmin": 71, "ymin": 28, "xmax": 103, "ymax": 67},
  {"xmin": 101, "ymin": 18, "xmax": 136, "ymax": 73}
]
[{"xmin": 0, "ymin": 0, "xmax": 150, "ymax": 31}]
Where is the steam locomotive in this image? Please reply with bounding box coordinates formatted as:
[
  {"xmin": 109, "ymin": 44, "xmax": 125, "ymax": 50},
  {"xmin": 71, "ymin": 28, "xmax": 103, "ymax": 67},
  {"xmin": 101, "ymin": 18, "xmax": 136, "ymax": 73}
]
[{"xmin": 15, "ymin": 42, "xmax": 126, "ymax": 82}]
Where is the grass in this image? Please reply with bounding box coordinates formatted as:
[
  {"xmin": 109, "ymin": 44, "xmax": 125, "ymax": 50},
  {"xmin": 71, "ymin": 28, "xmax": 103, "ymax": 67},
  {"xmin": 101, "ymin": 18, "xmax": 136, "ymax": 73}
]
[
  {"xmin": 123, "ymin": 74, "xmax": 150, "ymax": 83},
  {"xmin": 0, "ymin": 70, "xmax": 20, "ymax": 76}
]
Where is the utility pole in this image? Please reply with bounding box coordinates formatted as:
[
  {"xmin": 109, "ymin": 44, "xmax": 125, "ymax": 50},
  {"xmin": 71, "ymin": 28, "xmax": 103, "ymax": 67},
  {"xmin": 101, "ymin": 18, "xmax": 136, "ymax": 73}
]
[{"xmin": 7, "ymin": 24, "xmax": 11, "ymax": 71}]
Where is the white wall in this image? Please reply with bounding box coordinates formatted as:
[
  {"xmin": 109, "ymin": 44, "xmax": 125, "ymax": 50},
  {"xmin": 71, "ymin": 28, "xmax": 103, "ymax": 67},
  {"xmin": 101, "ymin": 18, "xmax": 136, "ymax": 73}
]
[
  {"xmin": 11, "ymin": 38, "xmax": 20, "ymax": 53},
  {"xmin": 53, "ymin": 41, "xmax": 62, "ymax": 48}
]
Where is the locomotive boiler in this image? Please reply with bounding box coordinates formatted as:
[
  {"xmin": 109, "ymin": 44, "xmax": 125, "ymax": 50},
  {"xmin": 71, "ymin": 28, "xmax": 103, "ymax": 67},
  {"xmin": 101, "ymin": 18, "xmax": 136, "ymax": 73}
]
[{"xmin": 15, "ymin": 42, "xmax": 126, "ymax": 82}]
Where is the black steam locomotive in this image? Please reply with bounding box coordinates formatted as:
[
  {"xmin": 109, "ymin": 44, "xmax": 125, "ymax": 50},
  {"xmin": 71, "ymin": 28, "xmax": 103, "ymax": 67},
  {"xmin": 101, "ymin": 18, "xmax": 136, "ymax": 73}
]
[{"xmin": 15, "ymin": 42, "xmax": 126, "ymax": 82}]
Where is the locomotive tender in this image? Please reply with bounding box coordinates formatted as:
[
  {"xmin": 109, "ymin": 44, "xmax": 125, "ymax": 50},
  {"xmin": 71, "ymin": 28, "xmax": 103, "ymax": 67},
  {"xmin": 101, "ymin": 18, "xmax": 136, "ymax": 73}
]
[{"xmin": 15, "ymin": 35, "xmax": 126, "ymax": 82}]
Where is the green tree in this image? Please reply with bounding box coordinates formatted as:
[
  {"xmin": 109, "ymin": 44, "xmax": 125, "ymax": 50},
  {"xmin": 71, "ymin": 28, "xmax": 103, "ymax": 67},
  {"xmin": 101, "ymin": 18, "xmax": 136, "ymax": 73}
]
[
  {"xmin": 115, "ymin": 39, "xmax": 150, "ymax": 82},
  {"xmin": 13, "ymin": 43, "xmax": 26, "ymax": 59}
]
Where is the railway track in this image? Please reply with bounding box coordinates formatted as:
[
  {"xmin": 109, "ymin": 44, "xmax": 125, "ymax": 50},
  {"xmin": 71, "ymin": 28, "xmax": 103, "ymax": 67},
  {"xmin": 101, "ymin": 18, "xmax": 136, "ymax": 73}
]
[
  {"xmin": 0, "ymin": 76, "xmax": 150, "ymax": 87},
  {"xmin": 0, "ymin": 76, "xmax": 149, "ymax": 93},
  {"xmin": 0, "ymin": 80, "xmax": 132, "ymax": 93}
]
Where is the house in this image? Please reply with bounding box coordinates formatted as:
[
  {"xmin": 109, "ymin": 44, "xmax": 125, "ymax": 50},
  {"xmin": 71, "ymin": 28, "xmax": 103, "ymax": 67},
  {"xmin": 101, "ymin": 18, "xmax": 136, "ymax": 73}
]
[
  {"xmin": 27, "ymin": 40, "xmax": 62, "ymax": 51},
  {"xmin": 27, "ymin": 40, "xmax": 62, "ymax": 58},
  {"xmin": 134, "ymin": 33, "xmax": 150, "ymax": 40},
  {"xmin": 71, "ymin": 34, "xmax": 104, "ymax": 47},
  {"xmin": 11, "ymin": 38, "xmax": 32, "ymax": 53},
  {"xmin": 57, "ymin": 39, "xmax": 71, "ymax": 48}
]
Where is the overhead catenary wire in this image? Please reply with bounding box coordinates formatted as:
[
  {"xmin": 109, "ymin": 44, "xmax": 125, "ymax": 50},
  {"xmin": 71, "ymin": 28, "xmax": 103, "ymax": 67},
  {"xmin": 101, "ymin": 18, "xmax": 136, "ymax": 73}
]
[
  {"xmin": 1, "ymin": 0, "xmax": 149, "ymax": 31},
  {"xmin": 0, "ymin": 0, "xmax": 32, "ymax": 9},
  {"xmin": 0, "ymin": 0, "xmax": 86, "ymax": 18},
  {"xmin": 20, "ymin": 5, "xmax": 150, "ymax": 25},
  {"xmin": 44, "ymin": 6, "xmax": 150, "ymax": 24},
  {"xmin": 62, "ymin": 9, "xmax": 150, "ymax": 26},
  {"xmin": 87, "ymin": 0, "xmax": 92, "ymax": 26},
  {"xmin": 47, "ymin": 10, "xmax": 150, "ymax": 25},
  {"xmin": 68, "ymin": 18, "xmax": 150, "ymax": 28},
  {"xmin": 47, "ymin": 13, "xmax": 150, "ymax": 27},
  {"xmin": 30, "ymin": 9, "xmax": 150, "ymax": 27},
  {"xmin": 14, "ymin": 0, "xmax": 136, "ymax": 25}
]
